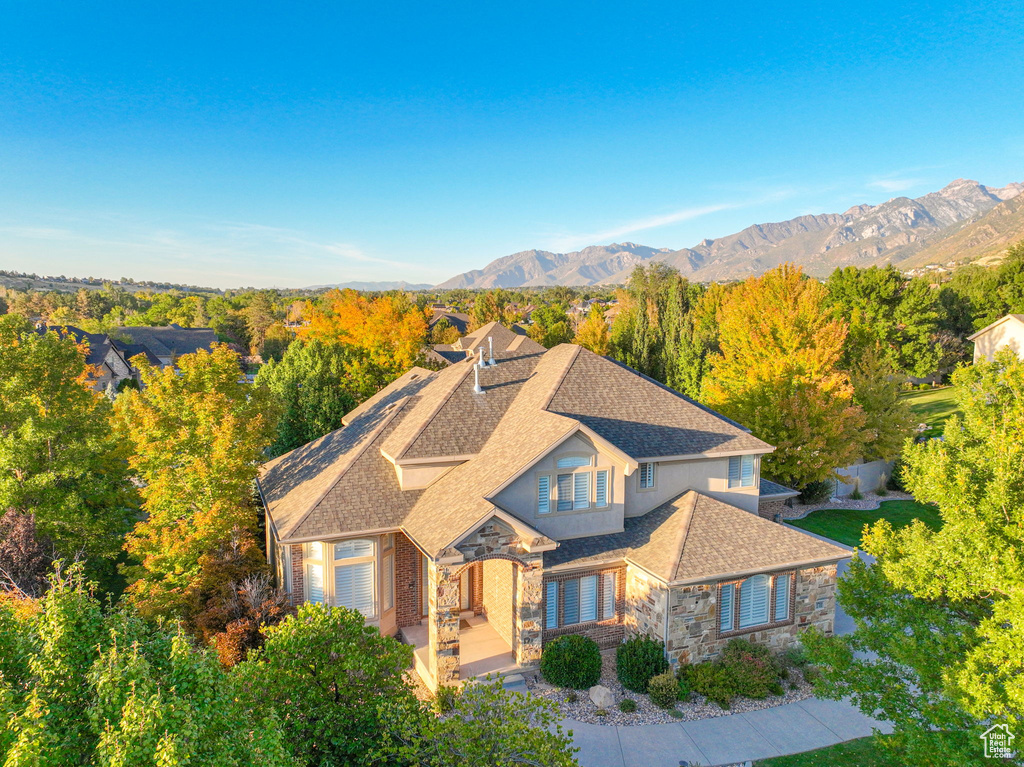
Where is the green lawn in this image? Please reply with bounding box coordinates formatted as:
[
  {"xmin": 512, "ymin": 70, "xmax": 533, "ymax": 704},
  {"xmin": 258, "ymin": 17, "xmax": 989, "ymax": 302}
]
[
  {"xmin": 900, "ymin": 386, "xmax": 961, "ymax": 436},
  {"xmin": 785, "ymin": 500, "xmax": 943, "ymax": 548},
  {"xmin": 754, "ymin": 736, "xmax": 899, "ymax": 767}
]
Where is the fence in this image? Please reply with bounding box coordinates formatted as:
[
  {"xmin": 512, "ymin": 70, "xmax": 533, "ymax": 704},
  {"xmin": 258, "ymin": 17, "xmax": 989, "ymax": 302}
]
[{"xmin": 833, "ymin": 459, "xmax": 893, "ymax": 497}]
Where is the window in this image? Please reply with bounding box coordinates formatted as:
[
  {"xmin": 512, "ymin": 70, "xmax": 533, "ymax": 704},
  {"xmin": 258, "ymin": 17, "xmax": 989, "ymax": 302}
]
[
  {"xmin": 545, "ymin": 581, "xmax": 559, "ymax": 628},
  {"xmin": 718, "ymin": 572, "xmax": 794, "ymax": 634},
  {"xmin": 538, "ymin": 475, "xmax": 551, "ymax": 514},
  {"xmin": 557, "ymin": 456, "xmax": 591, "ymax": 469},
  {"xmin": 728, "ymin": 455, "xmax": 756, "ymax": 488},
  {"xmin": 334, "ymin": 539, "xmax": 376, "ymax": 617},
  {"xmin": 556, "ymin": 474, "xmax": 573, "ymax": 511},
  {"xmin": 382, "ymin": 553, "xmax": 394, "ymax": 611},
  {"xmin": 573, "ymin": 473, "xmax": 590, "ymax": 510},
  {"xmin": 306, "ymin": 541, "xmax": 324, "ymax": 604},
  {"xmin": 719, "ymin": 583, "xmax": 734, "ymax": 633},
  {"xmin": 639, "ymin": 462, "xmax": 656, "ymax": 489},
  {"xmin": 601, "ymin": 572, "xmax": 616, "ymax": 619},
  {"xmin": 546, "ymin": 573, "xmax": 607, "ymax": 628},
  {"xmin": 595, "ymin": 470, "xmax": 609, "ymax": 507}
]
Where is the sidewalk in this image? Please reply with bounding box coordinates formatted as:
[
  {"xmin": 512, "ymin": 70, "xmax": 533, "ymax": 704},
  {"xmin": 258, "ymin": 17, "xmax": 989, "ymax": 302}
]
[
  {"xmin": 568, "ymin": 696, "xmax": 892, "ymax": 767},
  {"xmin": 569, "ymin": 553, "xmax": 892, "ymax": 766}
]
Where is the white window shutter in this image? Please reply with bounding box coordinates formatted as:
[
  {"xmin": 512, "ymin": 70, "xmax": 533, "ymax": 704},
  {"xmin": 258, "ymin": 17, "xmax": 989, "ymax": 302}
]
[
  {"xmin": 307, "ymin": 564, "xmax": 324, "ymax": 604},
  {"xmin": 774, "ymin": 574, "xmax": 790, "ymax": 621},
  {"xmin": 557, "ymin": 456, "xmax": 590, "ymax": 469},
  {"xmin": 741, "ymin": 455, "xmax": 755, "ymax": 487},
  {"xmin": 601, "ymin": 572, "xmax": 616, "ymax": 619},
  {"xmin": 573, "ymin": 472, "xmax": 590, "ymax": 509},
  {"xmin": 563, "ymin": 579, "xmax": 580, "ymax": 625},
  {"xmin": 580, "ymin": 575, "xmax": 598, "ymax": 622},
  {"xmin": 739, "ymin": 574, "xmax": 770, "ymax": 628},
  {"xmin": 538, "ymin": 475, "xmax": 551, "ymax": 514},
  {"xmin": 383, "ymin": 554, "xmax": 394, "ymax": 611},
  {"xmin": 728, "ymin": 456, "xmax": 741, "ymax": 488},
  {"xmin": 719, "ymin": 583, "xmax": 734, "ymax": 632},
  {"xmin": 545, "ymin": 582, "xmax": 558, "ymax": 628},
  {"xmin": 557, "ymin": 474, "xmax": 572, "ymax": 511},
  {"xmin": 595, "ymin": 470, "xmax": 608, "ymax": 507},
  {"xmin": 334, "ymin": 539, "xmax": 374, "ymax": 560}
]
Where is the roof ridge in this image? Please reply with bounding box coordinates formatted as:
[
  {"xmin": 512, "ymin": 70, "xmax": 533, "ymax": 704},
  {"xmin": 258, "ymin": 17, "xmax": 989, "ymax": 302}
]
[
  {"xmin": 278, "ymin": 398, "xmax": 412, "ymax": 540},
  {"xmin": 386, "ymin": 360, "xmax": 477, "ymax": 460},
  {"xmin": 541, "ymin": 344, "xmax": 583, "ymax": 412},
  {"xmin": 668, "ymin": 491, "xmax": 700, "ymax": 580}
]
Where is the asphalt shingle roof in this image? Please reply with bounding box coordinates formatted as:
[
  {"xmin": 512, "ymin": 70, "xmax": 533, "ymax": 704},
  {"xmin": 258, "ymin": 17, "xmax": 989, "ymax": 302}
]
[
  {"xmin": 114, "ymin": 325, "xmax": 217, "ymax": 358},
  {"xmin": 760, "ymin": 479, "xmax": 799, "ymax": 498},
  {"xmin": 545, "ymin": 491, "xmax": 848, "ymax": 583}
]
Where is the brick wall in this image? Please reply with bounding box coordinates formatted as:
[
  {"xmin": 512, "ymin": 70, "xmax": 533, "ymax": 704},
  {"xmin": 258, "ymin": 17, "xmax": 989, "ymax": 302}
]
[
  {"xmin": 482, "ymin": 558, "xmax": 516, "ymax": 647},
  {"xmin": 289, "ymin": 544, "xmax": 304, "ymax": 606},
  {"xmin": 395, "ymin": 532, "xmax": 422, "ymax": 628},
  {"xmin": 471, "ymin": 562, "xmax": 483, "ymax": 615},
  {"xmin": 757, "ymin": 499, "xmax": 788, "ymax": 521},
  {"xmin": 542, "ymin": 566, "xmax": 626, "ymax": 650}
]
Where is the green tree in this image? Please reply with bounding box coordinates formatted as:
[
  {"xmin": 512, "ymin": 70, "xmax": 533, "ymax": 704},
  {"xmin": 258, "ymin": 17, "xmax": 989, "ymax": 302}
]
[
  {"xmin": 0, "ymin": 316, "xmax": 136, "ymax": 576},
  {"xmin": 528, "ymin": 304, "xmax": 573, "ymax": 348},
  {"xmin": 113, "ymin": 345, "xmax": 281, "ymax": 619},
  {"xmin": 380, "ymin": 678, "xmax": 579, "ymax": 766},
  {"xmin": 233, "ymin": 602, "xmax": 415, "ymax": 767},
  {"xmin": 255, "ymin": 339, "xmax": 359, "ymax": 456},
  {"xmin": 848, "ymin": 344, "xmax": 917, "ymax": 461},
  {"xmin": 703, "ymin": 264, "xmax": 866, "ymax": 488},
  {"xmin": 804, "ymin": 348, "xmax": 1024, "ymax": 766}
]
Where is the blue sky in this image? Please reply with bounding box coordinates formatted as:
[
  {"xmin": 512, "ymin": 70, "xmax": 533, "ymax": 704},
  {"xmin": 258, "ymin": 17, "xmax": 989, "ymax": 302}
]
[{"xmin": 2, "ymin": 1, "xmax": 1023, "ymax": 289}]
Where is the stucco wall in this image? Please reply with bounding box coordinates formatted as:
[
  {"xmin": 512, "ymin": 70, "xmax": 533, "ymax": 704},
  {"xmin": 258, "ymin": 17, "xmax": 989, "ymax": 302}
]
[
  {"xmin": 973, "ymin": 319, "xmax": 1024, "ymax": 363},
  {"xmin": 624, "ymin": 455, "xmax": 762, "ymax": 516}
]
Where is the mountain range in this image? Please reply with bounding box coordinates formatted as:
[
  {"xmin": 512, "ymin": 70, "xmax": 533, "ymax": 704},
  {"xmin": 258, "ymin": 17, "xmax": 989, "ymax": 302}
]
[
  {"xmin": 303, "ymin": 280, "xmax": 433, "ymax": 291},
  {"xmin": 437, "ymin": 179, "xmax": 1024, "ymax": 288}
]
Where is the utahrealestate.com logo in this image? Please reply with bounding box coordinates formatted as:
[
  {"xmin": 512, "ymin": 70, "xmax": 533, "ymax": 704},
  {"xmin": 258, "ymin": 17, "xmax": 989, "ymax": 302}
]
[{"xmin": 980, "ymin": 724, "xmax": 1015, "ymax": 759}]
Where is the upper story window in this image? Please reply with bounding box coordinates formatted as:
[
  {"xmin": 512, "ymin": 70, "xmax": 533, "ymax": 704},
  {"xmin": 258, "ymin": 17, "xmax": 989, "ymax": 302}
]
[
  {"xmin": 728, "ymin": 455, "xmax": 756, "ymax": 488},
  {"xmin": 638, "ymin": 461, "xmax": 656, "ymax": 490},
  {"xmin": 537, "ymin": 456, "xmax": 610, "ymax": 514},
  {"xmin": 718, "ymin": 572, "xmax": 793, "ymax": 634}
]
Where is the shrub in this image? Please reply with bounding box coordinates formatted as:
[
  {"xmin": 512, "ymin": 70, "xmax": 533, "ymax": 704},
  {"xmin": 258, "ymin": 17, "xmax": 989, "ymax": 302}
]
[
  {"xmin": 433, "ymin": 684, "xmax": 460, "ymax": 714},
  {"xmin": 540, "ymin": 635, "xmax": 602, "ymax": 689},
  {"xmin": 618, "ymin": 698, "xmax": 637, "ymax": 713},
  {"xmin": 565, "ymin": 690, "xmax": 578, "ymax": 703},
  {"xmin": 849, "ymin": 478, "xmax": 863, "ymax": 500},
  {"xmin": 887, "ymin": 457, "xmax": 908, "ymax": 492},
  {"xmin": 875, "ymin": 474, "xmax": 889, "ymax": 496},
  {"xmin": 781, "ymin": 646, "xmax": 809, "ymax": 669},
  {"xmin": 676, "ymin": 673, "xmax": 691, "ymax": 702},
  {"xmin": 616, "ymin": 636, "xmax": 669, "ymax": 693},
  {"xmin": 718, "ymin": 639, "xmax": 785, "ymax": 699},
  {"xmin": 648, "ymin": 671, "xmax": 679, "ymax": 709},
  {"xmin": 683, "ymin": 661, "xmax": 739, "ymax": 709},
  {"xmin": 798, "ymin": 479, "xmax": 832, "ymax": 504}
]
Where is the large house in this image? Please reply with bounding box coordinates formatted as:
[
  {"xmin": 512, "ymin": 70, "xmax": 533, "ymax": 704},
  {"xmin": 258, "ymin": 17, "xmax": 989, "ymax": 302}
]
[
  {"xmin": 258, "ymin": 326, "xmax": 846, "ymax": 690},
  {"xmin": 968, "ymin": 314, "xmax": 1024, "ymax": 363}
]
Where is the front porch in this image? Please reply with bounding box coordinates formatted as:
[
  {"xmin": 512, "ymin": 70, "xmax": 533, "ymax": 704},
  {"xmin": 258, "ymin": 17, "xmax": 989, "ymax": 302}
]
[{"xmin": 403, "ymin": 614, "xmax": 520, "ymax": 685}]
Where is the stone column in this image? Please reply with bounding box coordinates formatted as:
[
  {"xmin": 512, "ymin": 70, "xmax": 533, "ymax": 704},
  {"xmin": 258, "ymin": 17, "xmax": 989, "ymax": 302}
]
[
  {"xmin": 515, "ymin": 553, "xmax": 545, "ymax": 667},
  {"xmin": 427, "ymin": 559, "xmax": 460, "ymax": 686}
]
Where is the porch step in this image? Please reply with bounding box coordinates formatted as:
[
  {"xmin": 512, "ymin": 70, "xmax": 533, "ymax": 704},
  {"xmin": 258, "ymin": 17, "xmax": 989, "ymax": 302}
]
[{"xmin": 501, "ymin": 673, "xmax": 529, "ymax": 694}]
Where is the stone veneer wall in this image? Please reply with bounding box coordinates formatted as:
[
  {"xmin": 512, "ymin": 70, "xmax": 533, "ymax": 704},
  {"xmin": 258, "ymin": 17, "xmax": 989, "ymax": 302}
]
[
  {"xmin": 482, "ymin": 559, "xmax": 516, "ymax": 648},
  {"xmin": 427, "ymin": 518, "xmax": 545, "ymax": 687},
  {"xmin": 394, "ymin": 533, "xmax": 422, "ymax": 628},
  {"xmin": 289, "ymin": 544, "xmax": 304, "ymax": 607},
  {"xmin": 757, "ymin": 499, "xmax": 788, "ymax": 521},
  {"xmin": 541, "ymin": 565, "xmax": 626, "ymax": 649},
  {"xmin": 662, "ymin": 564, "xmax": 839, "ymax": 667},
  {"xmin": 624, "ymin": 564, "xmax": 669, "ymax": 643}
]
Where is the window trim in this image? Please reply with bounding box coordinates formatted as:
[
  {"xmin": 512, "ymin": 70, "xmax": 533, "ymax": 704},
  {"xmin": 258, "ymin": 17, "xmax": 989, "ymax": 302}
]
[
  {"xmin": 717, "ymin": 570, "xmax": 795, "ymax": 638},
  {"xmin": 537, "ymin": 464, "xmax": 612, "ymax": 516},
  {"xmin": 544, "ymin": 568, "xmax": 621, "ymax": 632},
  {"xmin": 302, "ymin": 538, "xmax": 380, "ymax": 619},
  {"xmin": 637, "ymin": 462, "xmax": 657, "ymax": 491}
]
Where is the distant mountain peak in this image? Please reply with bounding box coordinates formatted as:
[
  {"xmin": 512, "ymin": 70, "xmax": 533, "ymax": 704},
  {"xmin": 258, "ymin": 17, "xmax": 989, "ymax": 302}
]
[{"xmin": 436, "ymin": 178, "xmax": 1024, "ymax": 288}]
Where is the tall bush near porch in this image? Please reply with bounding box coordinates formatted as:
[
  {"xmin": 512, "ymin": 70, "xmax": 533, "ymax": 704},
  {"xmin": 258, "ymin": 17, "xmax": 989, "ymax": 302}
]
[
  {"xmin": 702, "ymin": 264, "xmax": 866, "ymax": 488},
  {"xmin": 113, "ymin": 344, "xmax": 281, "ymax": 619}
]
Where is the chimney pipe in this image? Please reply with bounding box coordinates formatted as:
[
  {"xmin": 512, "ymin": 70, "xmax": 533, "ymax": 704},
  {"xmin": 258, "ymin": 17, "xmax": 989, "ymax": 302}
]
[
  {"xmin": 473, "ymin": 364, "xmax": 483, "ymax": 394},
  {"xmin": 476, "ymin": 347, "xmax": 485, "ymax": 369},
  {"xmin": 487, "ymin": 336, "xmax": 496, "ymax": 366}
]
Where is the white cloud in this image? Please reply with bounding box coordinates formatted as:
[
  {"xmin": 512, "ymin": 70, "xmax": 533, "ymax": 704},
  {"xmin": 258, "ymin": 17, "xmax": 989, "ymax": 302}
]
[{"xmin": 867, "ymin": 177, "xmax": 923, "ymax": 194}]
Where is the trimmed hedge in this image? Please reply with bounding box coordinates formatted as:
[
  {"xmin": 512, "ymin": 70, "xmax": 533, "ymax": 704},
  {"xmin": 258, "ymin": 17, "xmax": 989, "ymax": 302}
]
[
  {"xmin": 616, "ymin": 636, "xmax": 668, "ymax": 693},
  {"xmin": 540, "ymin": 635, "xmax": 602, "ymax": 689}
]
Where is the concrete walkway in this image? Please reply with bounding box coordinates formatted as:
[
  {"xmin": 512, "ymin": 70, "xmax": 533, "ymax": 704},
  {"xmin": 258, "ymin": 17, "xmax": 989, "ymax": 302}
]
[{"xmin": 569, "ymin": 552, "xmax": 893, "ymax": 766}]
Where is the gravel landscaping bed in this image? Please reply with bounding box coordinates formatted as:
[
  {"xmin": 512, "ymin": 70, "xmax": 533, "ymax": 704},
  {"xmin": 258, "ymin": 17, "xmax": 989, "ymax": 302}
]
[
  {"xmin": 522, "ymin": 649, "xmax": 816, "ymax": 726},
  {"xmin": 780, "ymin": 490, "xmax": 914, "ymax": 521}
]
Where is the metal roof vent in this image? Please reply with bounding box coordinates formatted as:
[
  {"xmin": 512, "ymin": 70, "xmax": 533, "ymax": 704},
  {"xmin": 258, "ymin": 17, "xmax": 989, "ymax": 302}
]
[
  {"xmin": 473, "ymin": 363, "xmax": 483, "ymax": 394},
  {"xmin": 487, "ymin": 336, "xmax": 496, "ymax": 366}
]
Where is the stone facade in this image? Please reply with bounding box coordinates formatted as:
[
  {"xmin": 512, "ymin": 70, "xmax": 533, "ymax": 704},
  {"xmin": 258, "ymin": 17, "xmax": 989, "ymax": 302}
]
[
  {"xmin": 425, "ymin": 517, "xmax": 545, "ymax": 686},
  {"xmin": 659, "ymin": 564, "xmax": 838, "ymax": 667},
  {"xmin": 624, "ymin": 564, "xmax": 669, "ymax": 641}
]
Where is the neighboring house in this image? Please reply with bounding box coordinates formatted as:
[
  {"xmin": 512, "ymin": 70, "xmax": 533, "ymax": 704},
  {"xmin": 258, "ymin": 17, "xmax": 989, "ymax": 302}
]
[
  {"xmin": 968, "ymin": 314, "xmax": 1024, "ymax": 363},
  {"xmin": 258, "ymin": 326, "xmax": 848, "ymax": 690},
  {"xmin": 427, "ymin": 320, "xmax": 545, "ymax": 366},
  {"xmin": 36, "ymin": 324, "xmax": 158, "ymax": 390},
  {"xmin": 114, "ymin": 324, "xmax": 218, "ymax": 367},
  {"xmin": 428, "ymin": 309, "xmax": 471, "ymax": 337}
]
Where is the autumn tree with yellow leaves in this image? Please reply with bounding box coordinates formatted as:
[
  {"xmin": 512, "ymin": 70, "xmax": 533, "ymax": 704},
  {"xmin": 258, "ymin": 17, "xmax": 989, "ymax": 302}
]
[{"xmin": 702, "ymin": 264, "xmax": 866, "ymax": 488}]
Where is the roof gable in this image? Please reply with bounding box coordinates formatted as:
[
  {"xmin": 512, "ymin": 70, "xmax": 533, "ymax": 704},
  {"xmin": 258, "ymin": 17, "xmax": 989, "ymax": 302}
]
[{"xmin": 967, "ymin": 313, "xmax": 1024, "ymax": 341}]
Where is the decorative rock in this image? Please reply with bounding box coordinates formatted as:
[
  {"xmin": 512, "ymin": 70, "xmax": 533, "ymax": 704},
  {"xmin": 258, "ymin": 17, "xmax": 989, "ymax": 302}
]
[{"xmin": 588, "ymin": 684, "xmax": 615, "ymax": 709}]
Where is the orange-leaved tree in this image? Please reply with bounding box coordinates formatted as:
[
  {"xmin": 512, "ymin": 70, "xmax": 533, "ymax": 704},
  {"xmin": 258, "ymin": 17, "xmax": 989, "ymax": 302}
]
[
  {"xmin": 301, "ymin": 290, "xmax": 427, "ymax": 395},
  {"xmin": 702, "ymin": 264, "xmax": 866, "ymax": 488},
  {"xmin": 113, "ymin": 344, "xmax": 281, "ymax": 618}
]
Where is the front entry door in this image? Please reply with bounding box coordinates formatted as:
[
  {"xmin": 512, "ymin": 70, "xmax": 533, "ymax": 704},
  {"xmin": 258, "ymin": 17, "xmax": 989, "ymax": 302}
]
[{"xmin": 459, "ymin": 567, "xmax": 472, "ymax": 611}]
